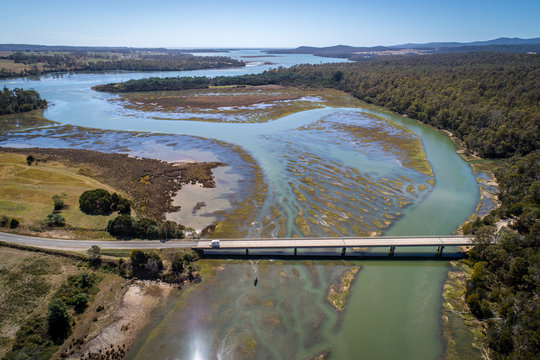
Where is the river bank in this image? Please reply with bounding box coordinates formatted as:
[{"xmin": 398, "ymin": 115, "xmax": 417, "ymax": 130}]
[{"xmin": 54, "ymin": 279, "xmax": 178, "ymax": 360}]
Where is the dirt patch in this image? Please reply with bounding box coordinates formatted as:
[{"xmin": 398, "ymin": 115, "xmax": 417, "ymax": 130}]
[
  {"xmin": 0, "ymin": 147, "xmax": 224, "ymax": 221},
  {"xmin": 53, "ymin": 278, "xmax": 177, "ymax": 360}
]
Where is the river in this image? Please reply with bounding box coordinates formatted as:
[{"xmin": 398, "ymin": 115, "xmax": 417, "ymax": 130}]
[{"xmin": 1, "ymin": 50, "xmax": 481, "ymax": 359}]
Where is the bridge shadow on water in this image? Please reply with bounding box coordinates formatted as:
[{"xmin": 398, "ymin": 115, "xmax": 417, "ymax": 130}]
[{"xmin": 199, "ymin": 249, "xmax": 465, "ymax": 261}]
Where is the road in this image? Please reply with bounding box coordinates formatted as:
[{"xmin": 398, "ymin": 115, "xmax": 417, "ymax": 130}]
[{"xmin": 0, "ymin": 231, "xmax": 473, "ymax": 251}]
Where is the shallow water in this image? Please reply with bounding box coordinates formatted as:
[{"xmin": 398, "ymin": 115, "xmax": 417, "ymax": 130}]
[{"xmin": 1, "ymin": 50, "xmax": 481, "ymax": 359}]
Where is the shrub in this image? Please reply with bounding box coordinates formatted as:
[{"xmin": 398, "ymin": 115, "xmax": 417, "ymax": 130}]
[
  {"xmin": 47, "ymin": 299, "xmax": 71, "ymax": 344},
  {"xmin": 73, "ymin": 293, "xmax": 89, "ymax": 313},
  {"xmin": 45, "ymin": 213, "xmax": 65, "ymax": 227},
  {"xmin": 52, "ymin": 194, "xmax": 66, "ymax": 211},
  {"xmin": 107, "ymin": 215, "xmax": 133, "ymax": 238},
  {"xmin": 26, "ymin": 155, "xmax": 35, "ymax": 165},
  {"xmin": 0, "ymin": 215, "xmax": 9, "ymax": 227},
  {"xmin": 87, "ymin": 245, "xmax": 102, "ymax": 267},
  {"xmin": 9, "ymin": 218, "xmax": 20, "ymax": 229}
]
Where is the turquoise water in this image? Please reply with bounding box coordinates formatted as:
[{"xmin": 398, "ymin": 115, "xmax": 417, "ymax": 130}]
[{"xmin": 1, "ymin": 50, "xmax": 480, "ymax": 359}]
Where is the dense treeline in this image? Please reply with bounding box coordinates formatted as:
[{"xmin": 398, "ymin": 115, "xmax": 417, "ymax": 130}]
[
  {"xmin": 0, "ymin": 86, "xmax": 47, "ymax": 115},
  {"xmin": 0, "ymin": 52, "xmax": 244, "ymax": 79},
  {"xmin": 93, "ymin": 76, "xmax": 211, "ymax": 92},
  {"xmin": 465, "ymin": 150, "xmax": 539, "ymax": 359}
]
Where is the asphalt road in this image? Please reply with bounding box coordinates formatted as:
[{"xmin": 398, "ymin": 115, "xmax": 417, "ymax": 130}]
[
  {"xmin": 0, "ymin": 231, "xmax": 472, "ymax": 251},
  {"xmin": 0, "ymin": 231, "xmax": 198, "ymax": 250}
]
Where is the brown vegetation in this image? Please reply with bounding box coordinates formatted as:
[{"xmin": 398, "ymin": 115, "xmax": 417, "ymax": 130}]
[{"xmin": 0, "ymin": 147, "xmax": 223, "ymax": 221}]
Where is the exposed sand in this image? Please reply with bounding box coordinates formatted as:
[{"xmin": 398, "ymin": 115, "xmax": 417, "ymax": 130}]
[{"xmin": 55, "ymin": 279, "xmax": 177, "ymax": 360}]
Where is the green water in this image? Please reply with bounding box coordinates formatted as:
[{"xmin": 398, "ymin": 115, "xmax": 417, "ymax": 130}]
[{"xmin": 1, "ymin": 51, "xmax": 481, "ymax": 359}]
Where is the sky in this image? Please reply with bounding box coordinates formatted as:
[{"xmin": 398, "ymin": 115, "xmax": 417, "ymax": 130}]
[{"xmin": 2, "ymin": 0, "xmax": 539, "ymax": 48}]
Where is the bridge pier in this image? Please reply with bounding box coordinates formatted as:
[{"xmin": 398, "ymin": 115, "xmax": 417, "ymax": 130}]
[
  {"xmin": 341, "ymin": 247, "xmax": 346, "ymax": 256},
  {"xmin": 436, "ymin": 246, "xmax": 445, "ymax": 257},
  {"xmin": 294, "ymin": 248, "xmax": 297, "ymax": 256},
  {"xmin": 246, "ymin": 248, "xmax": 249, "ymax": 256},
  {"xmin": 388, "ymin": 246, "xmax": 395, "ymax": 256}
]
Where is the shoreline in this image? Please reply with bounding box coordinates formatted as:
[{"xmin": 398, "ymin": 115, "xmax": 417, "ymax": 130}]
[{"xmin": 53, "ymin": 278, "xmax": 179, "ymax": 360}]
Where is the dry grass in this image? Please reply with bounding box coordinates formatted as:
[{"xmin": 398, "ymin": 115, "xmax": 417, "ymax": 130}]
[
  {"xmin": 0, "ymin": 152, "xmax": 118, "ymax": 232},
  {"xmin": 0, "ymin": 247, "xmax": 82, "ymax": 358},
  {"xmin": 0, "ymin": 148, "xmax": 223, "ymax": 223}
]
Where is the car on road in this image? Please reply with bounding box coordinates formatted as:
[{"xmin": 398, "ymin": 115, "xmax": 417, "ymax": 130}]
[{"xmin": 210, "ymin": 239, "xmax": 220, "ymax": 248}]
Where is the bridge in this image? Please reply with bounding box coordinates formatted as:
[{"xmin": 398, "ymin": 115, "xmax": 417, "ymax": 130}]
[
  {"xmin": 197, "ymin": 236, "xmax": 473, "ymax": 257},
  {"xmin": 0, "ymin": 232, "xmax": 473, "ymax": 258}
]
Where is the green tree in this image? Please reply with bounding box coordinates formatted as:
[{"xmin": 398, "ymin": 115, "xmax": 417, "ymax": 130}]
[
  {"xmin": 107, "ymin": 215, "xmax": 133, "ymax": 238},
  {"xmin": 73, "ymin": 293, "xmax": 89, "ymax": 313},
  {"xmin": 87, "ymin": 245, "xmax": 102, "ymax": 267},
  {"xmin": 47, "ymin": 299, "xmax": 71, "ymax": 344},
  {"xmin": 79, "ymin": 188, "xmax": 113, "ymax": 215},
  {"xmin": 52, "ymin": 193, "xmax": 66, "ymax": 211}
]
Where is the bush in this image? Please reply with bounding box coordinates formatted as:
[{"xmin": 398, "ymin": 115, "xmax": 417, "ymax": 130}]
[
  {"xmin": 87, "ymin": 245, "xmax": 102, "ymax": 267},
  {"xmin": 107, "ymin": 215, "xmax": 133, "ymax": 238},
  {"xmin": 130, "ymin": 250, "xmax": 163, "ymax": 279},
  {"xmin": 132, "ymin": 218, "xmax": 159, "ymax": 239},
  {"xmin": 52, "ymin": 194, "xmax": 66, "ymax": 211},
  {"xmin": 47, "ymin": 299, "xmax": 71, "ymax": 344},
  {"xmin": 73, "ymin": 293, "xmax": 89, "ymax": 313},
  {"xmin": 45, "ymin": 213, "xmax": 65, "ymax": 227},
  {"xmin": 0, "ymin": 215, "xmax": 9, "ymax": 227},
  {"xmin": 9, "ymin": 218, "xmax": 19, "ymax": 228},
  {"xmin": 116, "ymin": 197, "xmax": 131, "ymax": 214}
]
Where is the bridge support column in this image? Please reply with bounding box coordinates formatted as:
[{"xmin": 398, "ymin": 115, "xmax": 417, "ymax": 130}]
[
  {"xmin": 341, "ymin": 247, "xmax": 346, "ymax": 256},
  {"xmin": 246, "ymin": 248, "xmax": 249, "ymax": 256},
  {"xmin": 294, "ymin": 248, "xmax": 297, "ymax": 256},
  {"xmin": 388, "ymin": 246, "xmax": 396, "ymax": 257},
  {"xmin": 436, "ymin": 246, "xmax": 445, "ymax": 257}
]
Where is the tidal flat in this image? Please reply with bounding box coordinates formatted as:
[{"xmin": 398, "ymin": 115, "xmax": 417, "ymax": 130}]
[
  {"xmin": 128, "ymin": 259, "xmax": 362, "ymax": 360},
  {"xmin": 113, "ymin": 86, "xmax": 367, "ymax": 123}
]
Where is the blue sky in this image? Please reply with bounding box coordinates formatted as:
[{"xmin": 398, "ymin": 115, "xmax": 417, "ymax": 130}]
[{"xmin": 2, "ymin": 0, "xmax": 539, "ymax": 47}]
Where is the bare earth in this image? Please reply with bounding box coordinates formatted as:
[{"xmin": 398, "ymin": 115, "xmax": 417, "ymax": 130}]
[{"xmin": 54, "ymin": 278, "xmax": 177, "ymax": 360}]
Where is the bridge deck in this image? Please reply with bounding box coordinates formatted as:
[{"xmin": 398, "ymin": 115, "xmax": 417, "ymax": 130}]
[{"xmin": 197, "ymin": 236, "xmax": 473, "ymax": 249}]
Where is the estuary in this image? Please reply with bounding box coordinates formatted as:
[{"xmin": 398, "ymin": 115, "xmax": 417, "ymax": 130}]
[{"xmin": 1, "ymin": 50, "xmax": 484, "ymax": 359}]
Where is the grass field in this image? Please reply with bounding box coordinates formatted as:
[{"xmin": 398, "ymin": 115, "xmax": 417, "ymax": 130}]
[
  {"xmin": 0, "ymin": 247, "xmax": 84, "ymax": 357},
  {"xmin": 0, "ymin": 152, "xmax": 119, "ymax": 236}
]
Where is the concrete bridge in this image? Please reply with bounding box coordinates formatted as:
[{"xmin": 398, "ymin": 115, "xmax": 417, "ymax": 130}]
[{"xmin": 197, "ymin": 235, "xmax": 473, "ymax": 257}]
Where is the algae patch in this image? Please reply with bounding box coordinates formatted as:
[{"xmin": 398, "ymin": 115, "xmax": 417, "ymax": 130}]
[
  {"xmin": 326, "ymin": 266, "xmax": 361, "ymax": 312},
  {"xmin": 441, "ymin": 261, "xmax": 486, "ymax": 360}
]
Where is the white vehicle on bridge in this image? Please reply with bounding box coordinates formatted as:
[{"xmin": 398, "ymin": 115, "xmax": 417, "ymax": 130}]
[{"xmin": 210, "ymin": 239, "xmax": 220, "ymax": 248}]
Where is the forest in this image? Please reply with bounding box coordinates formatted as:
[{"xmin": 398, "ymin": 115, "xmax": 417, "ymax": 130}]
[
  {"xmin": 96, "ymin": 52, "xmax": 539, "ymax": 358},
  {"xmin": 0, "ymin": 52, "xmax": 244, "ymax": 79},
  {"xmin": 0, "ymin": 86, "xmax": 47, "ymax": 115}
]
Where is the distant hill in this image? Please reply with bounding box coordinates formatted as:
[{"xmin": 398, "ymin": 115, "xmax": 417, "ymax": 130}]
[
  {"xmin": 267, "ymin": 37, "xmax": 540, "ymax": 58},
  {"xmin": 394, "ymin": 37, "xmax": 540, "ymax": 49},
  {"xmin": 0, "ymin": 44, "xmax": 227, "ymax": 54}
]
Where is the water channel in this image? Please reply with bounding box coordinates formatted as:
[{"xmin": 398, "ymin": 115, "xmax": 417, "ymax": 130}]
[{"xmin": 1, "ymin": 50, "xmax": 481, "ymax": 359}]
